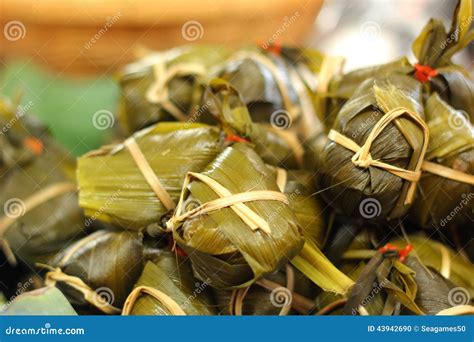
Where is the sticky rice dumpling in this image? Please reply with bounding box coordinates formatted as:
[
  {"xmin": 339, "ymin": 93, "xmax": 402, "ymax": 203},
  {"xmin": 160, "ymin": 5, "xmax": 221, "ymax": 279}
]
[
  {"xmin": 45, "ymin": 230, "xmax": 145, "ymax": 314},
  {"xmin": 0, "ymin": 97, "xmax": 85, "ymax": 267},
  {"xmin": 167, "ymin": 142, "xmax": 304, "ymax": 288},
  {"xmin": 318, "ymin": 75, "xmax": 428, "ymax": 221},
  {"xmin": 411, "ymin": 93, "xmax": 473, "ymax": 228},
  {"xmin": 77, "ymin": 122, "xmax": 224, "ymax": 230},
  {"xmin": 117, "ymin": 46, "xmax": 231, "ymax": 133},
  {"xmin": 122, "ymin": 251, "xmax": 216, "ymax": 315},
  {"xmin": 411, "ymin": 0, "xmax": 474, "ymax": 121}
]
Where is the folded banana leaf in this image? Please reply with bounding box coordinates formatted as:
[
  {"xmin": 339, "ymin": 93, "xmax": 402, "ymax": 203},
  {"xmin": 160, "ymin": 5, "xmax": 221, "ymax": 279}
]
[
  {"xmin": 123, "ymin": 252, "xmax": 216, "ymax": 315},
  {"xmin": 411, "ymin": 94, "xmax": 473, "ymax": 228},
  {"xmin": 343, "ymin": 251, "xmax": 426, "ymax": 315},
  {"xmin": 205, "ymin": 79, "xmax": 302, "ymax": 168},
  {"xmin": 322, "ymin": 58, "xmax": 413, "ymax": 131},
  {"xmin": 214, "ymin": 265, "xmax": 317, "ymax": 315},
  {"xmin": 1, "ymin": 286, "xmax": 77, "ymax": 315},
  {"xmin": 117, "ymin": 46, "xmax": 232, "ymax": 133},
  {"xmin": 216, "ymin": 47, "xmax": 336, "ymax": 168},
  {"xmin": 77, "ymin": 122, "xmax": 224, "ymax": 230},
  {"xmin": 411, "ymin": 0, "xmax": 474, "ymax": 121},
  {"xmin": 319, "ymin": 75, "xmax": 427, "ymax": 220},
  {"xmin": 267, "ymin": 166, "xmax": 326, "ymax": 247},
  {"xmin": 0, "ymin": 97, "xmax": 85, "ymax": 267},
  {"xmin": 46, "ymin": 230, "xmax": 145, "ymax": 312},
  {"xmin": 391, "ymin": 236, "xmax": 474, "ymax": 292},
  {"xmin": 168, "ymin": 142, "xmax": 304, "ymax": 288}
]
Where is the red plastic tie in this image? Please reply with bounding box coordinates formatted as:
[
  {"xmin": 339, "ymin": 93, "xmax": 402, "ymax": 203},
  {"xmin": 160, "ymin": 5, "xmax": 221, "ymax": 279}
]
[
  {"xmin": 414, "ymin": 63, "xmax": 438, "ymax": 83},
  {"xmin": 225, "ymin": 135, "xmax": 250, "ymax": 143},
  {"xmin": 378, "ymin": 243, "xmax": 413, "ymax": 262},
  {"xmin": 23, "ymin": 137, "xmax": 44, "ymax": 155},
  {"xmin": 168, "ymin": 236, "xmax": 188, "ymax": 257},
  {"xmin": 261, "ymin": 41, "xmax": 282, "ymax": 55}
]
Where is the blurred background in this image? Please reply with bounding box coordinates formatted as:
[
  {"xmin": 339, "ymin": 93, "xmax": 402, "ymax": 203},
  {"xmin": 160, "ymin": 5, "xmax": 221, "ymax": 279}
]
[{"xmin": 1, "ymin": 0, "xmax": 473, "ymax": 154}]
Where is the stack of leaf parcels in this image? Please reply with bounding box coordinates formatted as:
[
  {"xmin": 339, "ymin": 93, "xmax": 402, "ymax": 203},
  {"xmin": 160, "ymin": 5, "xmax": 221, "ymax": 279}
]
[{"xmin": 1, "ymin": 0, "xmax": 473, "ymax": 317}]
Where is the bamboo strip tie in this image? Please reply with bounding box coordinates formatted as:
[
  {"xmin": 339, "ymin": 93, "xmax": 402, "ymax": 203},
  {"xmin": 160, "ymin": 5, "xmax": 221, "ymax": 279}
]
[
  {"xmin": 124, "ymin": 137, "xmax": 176, "ymax": 210},
  {"xmin": 421, "ymin": 160, "xmax": 474, "ymax": 185},
  {"xmin": 146, "ymin": 57, "xmax": 207, "ymax": 122},
  {"xmin": 167, "ymin": 172, "xmax": 288, "ymax": 234},
  {"xmin": 122, "ymin": 286, "xmax": 186, "ymax": 316},
  {"xmin": 0, "ymin": 182, "xmax": 77, "ymax": 266},
  {"xmin": 328, "ymin": 107, "xmax": 430, "ymax": 205},
  {"xmin": 44, "ymin": 267, "xmax": 121, "ymax": 315}
]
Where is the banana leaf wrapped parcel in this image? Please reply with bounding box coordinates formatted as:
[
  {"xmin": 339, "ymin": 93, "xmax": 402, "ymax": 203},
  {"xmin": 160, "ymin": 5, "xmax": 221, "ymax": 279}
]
[
  {"xmin": 411, "ymin": 0, "xmax": 474, "ymax": 122},
  {"xmin": 319, "ymin": 75, "xmax": 429, "ymax": 220},
  {"xmin": 122, "ymin": 251, "xmax": 216, "ymax": 315},
  {"xmin": 117, "ymin": 46, "xmax": 232, "ymax": 133},
  {"xmin": 205, "ymin": 79, "xmax": 304, "ymax": 168},
  {"xmin": 77, "ymin": 122, "xmax": 224, "ymax": 230},
  {"xmin": 215, "ymin": 46, "xmax": 339, "ymax": 167},
  {"xmin": 44, "ymin": 230, "xmax": 145, "ymax": 314},
  {"xmin": 167, "ymin": 142, "xmax": 304, "ymax": 288},
  {"xmin": 0, "ymin": 97, "xmax": 85, "ymax": 267},
  {"xmin": 411, "ymin": 93, "xmax": 473, "ymax": 228}
]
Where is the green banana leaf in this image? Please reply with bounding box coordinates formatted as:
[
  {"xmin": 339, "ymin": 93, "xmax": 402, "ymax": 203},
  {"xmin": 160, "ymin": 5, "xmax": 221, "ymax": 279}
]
[
  {"xmin": 392, "ymin": 236, "xmax": 474, "ymax": 292},
  {"xmin": 0, "ymin": 96, "xmax": 85, "ymax": 267},
  {"xmin": 319, "ymin": 75, "xmax": 426, "ymax": 220},
  {"xmin": 323, "ymin": 58, "xmax": 412, "ymax": 130},
  {"xmin": 205, "ymin": 79, "xmax": 302, "ymax": 169},
  {"xmin": 1, "ymin": 287, "xmax": 77, "ymax": 315},
  {"xmin": 125, "ymin": 252, "xmax": 216, "ymax": 315},
  {"xmin": 117, "ymin": 46, "xmax": 232, "ymax": 133},
  {"xmin": 412, "ymin": 0, "xmax": 474, "ymax": 121},
  {"xmin": 77, "ymin": 122, "xmax": 224, "ymax": 230},
  {"xmin": 49, "ymin": 230, "xmax": 145, "ymax": 309},
  {"xmin": 411, "ymin": 93, "xmax": 473, "ymax": 228},
  {"xmin": 170, "ymin": 143, "xmax": 304, "ymax": 288}
]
